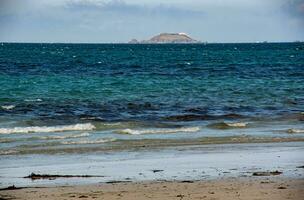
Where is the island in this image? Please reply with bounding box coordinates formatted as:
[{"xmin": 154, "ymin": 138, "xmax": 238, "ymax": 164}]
[{"xmin": 129, "ymin": 33, "xmax": 200, "ymax": 44}]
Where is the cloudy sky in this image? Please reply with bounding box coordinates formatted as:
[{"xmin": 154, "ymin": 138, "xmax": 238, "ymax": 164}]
[{"xmin": 0, "ymin": 0, "xmax": 303, "ymax": 43}]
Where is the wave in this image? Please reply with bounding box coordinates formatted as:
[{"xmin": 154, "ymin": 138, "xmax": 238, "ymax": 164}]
[
  {"xmin": 1, "ymin": 105, "xmax": 15, "ymax": 110},
  {"xmin": 39, "ymin": 133, "xmax": 90, "ymax": 140},
  {"xmin": 0, "ymin": 133, "xmax": 90, "ymax": 144},
  {"xmin": 0, "ymin": 123, "xmax": 95, "ymax": 134},
  {"xmin": 61, "ymin": 138, "xmax": 116, "ymax": 145},
  {"xmin": 225, "ymin": 122, "xmax": 248, "ymax": 127},
  {"xmin": 0, "ymin": 149, "xmax": 19, "ymax": 155},
  {"xmin": 117, "ymin": 127, "xmax": 200, "ymax": 135},
  {"xmin": 24, "ymin": 98, "xmax": 42, "ymax": 102},
  {"xmin": 165, "ymin": 113, "xmax": 244, "ymax": 121},
  {"xmin": 207, "ymin": 122, "xmax": 248, "ymax": 129},
  {"xmin": 287, "ymin": 129, "xmax": 304, "ymax": 134}
]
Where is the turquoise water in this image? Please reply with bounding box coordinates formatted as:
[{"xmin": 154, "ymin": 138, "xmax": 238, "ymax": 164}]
[{"xmin": 0, "ymin": 43, "xmax": 303, "ymax": 155}]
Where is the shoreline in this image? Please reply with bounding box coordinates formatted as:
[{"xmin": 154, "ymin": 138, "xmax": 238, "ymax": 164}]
[
  {"xmin": 1, "ymin": 141, "xmax": 303, "ymax": 189},
  {"xmin": 1, "ymin": 177, "xmax": 303, "ymax": 200},
  {"xmin": 2, "ymin": 135, "xmax": 304, "ymax": 155}
]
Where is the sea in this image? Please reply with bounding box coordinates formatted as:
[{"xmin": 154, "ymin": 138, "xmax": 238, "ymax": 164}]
[{"xmin": 0, "ymin": 42, "xmax": 303, "ymax": 187}]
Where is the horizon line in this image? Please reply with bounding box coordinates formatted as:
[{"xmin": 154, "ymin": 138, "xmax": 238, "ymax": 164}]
[{"xmin": 1, "ymin": 41, "xmax": 303, "ymax": 45}]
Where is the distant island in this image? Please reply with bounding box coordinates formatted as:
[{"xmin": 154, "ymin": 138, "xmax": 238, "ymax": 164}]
[{"xmin": 129, "ymin": 33, "xmax": 200, "ymax": 44}]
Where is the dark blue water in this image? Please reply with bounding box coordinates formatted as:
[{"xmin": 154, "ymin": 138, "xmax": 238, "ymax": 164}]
[{"xmin": 0, "ymin": 43, "xmax": 303, "ymax": 124}]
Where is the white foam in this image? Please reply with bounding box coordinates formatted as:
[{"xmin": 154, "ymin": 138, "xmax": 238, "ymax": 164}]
[
  {"xmin": 287, "ymin": 129, "xmax": 304, "ymax": 134},
  {"xmin": 0, "ymin": 149, "xmax": 19, "ymax": 155},
  {"xmin": 102, "ymin": 122, "xmax": 122, "ymax": 126},
  {"xmin": 226, "ymin": 122, "xmax": 248, "ymax": 128},
  {"xmin": 61, "ymin": 138, "xmax": 116, "ymax": 145},
  {"xmin": 1, "ymin": 105, "xmax": 15, "ymax": 110},
  {"xmin": 119, "ymin": 127, "xmax": 200, "ymax": 135},
  {"xmin": 0, "ymin": 123, "xmax": 95, "ymax": 134},
  {"xmin": 39, "ymin": 133, "xmax": 90, "ymax": 140},
  {"xmin": 24, "ymin": 99, "xmax": 42, "ymax": 102}
]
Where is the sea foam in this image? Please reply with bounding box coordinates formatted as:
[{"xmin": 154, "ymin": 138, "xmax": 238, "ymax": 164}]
[
  {"xmin": 39, "ymin": 133, "xmax": 90, "ymax": 140},
  {"xmin": 1, "ymin": 105, "xmax": 15, "ymax": 110},
  {"xmin": 0, "ymin": 149, "xmax": 19, "ymax": 155},
  {"xmin": 61, "ymin": 138, "xmax": 116, "ymax": 145},
  {"xmin": 287, "ymin": 129, "xmax": 304, "ymax": 134},
  {"xmin": 118, "ymin": 127, "xmax": 200, "ymax": 135},
  {"xmin": 0, "ymin": 123, "xmax": 95, "ymax": 134},
  {"xmin": 225, "ymin": 122, "xmax": 248, "ymax": 128},
  {"xmin": 207, "ymin": 122, "xmax": 248, "ymax": 129}
]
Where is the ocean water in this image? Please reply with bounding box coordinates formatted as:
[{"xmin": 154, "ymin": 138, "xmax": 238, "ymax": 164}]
[{"xmin": 0, "ymin": 43, "xmax": 304, "ymax": 156}]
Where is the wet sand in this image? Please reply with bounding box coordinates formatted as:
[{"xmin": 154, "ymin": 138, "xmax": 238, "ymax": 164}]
[
  {"xmin": 1, "ymin": 177, "xmax": 303, "ymax": 200},
  {"xmin": 1, "ymin": 142, "xmax": 304, "ymax": 188}
]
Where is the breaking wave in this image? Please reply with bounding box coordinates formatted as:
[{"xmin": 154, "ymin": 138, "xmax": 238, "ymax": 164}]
[
  {"xmin": 0, "ymin": 123, "xmax": 95, "ymax": 134},
  {"xmin": 61, "ymin": 138, "xmax": 116, "ymax": 145},
  {"xmin": 207, "ymin": 122, "xmax": 248, "ymax": 129},
  {"xmin": 38, "ymin": 133, "xmax": 90, "ymax": 140},
  {"xmin": 287, "ymin": 129, "xmax": 304, "ymax": 134},
  {"xmin": 0, "ymin": 149, "xmax": 19, "ymax": 155},
  {"xmin": 117, "ymin": 126, "xmax": 200, "ymax": 135},
  {"xmin": 1, "ymin": 105, "xmax": 15, "ymax": 110}
]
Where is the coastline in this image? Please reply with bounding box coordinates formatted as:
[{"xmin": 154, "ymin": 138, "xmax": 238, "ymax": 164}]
[
  {"xmin": 1, "ymin": 42, "xmax": 304, "ymax": 199},
  {"xmin": 1, "ymin": 141, "xmax": 303, "ymax": 189}
]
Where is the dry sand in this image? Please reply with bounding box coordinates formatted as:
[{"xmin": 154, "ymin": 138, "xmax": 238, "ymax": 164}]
[{"xmin": 1, "ymin": 177, "xmax": 303, "ymax": 200}]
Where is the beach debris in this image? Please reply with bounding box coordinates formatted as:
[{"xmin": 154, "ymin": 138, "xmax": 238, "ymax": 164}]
[
  {"xmin": 78, "ymin": 195, "xmax": 88, "ymax": 198},
  {"xmin": 277, "ymin": 186, "xmax": 287, "ymax": 189},
  {"xmin": 105, "ymin": 180, "xmax": 132, "ymax": 184},
  {"xmin": 180, "ymin": 180, "xmax": 194, "ymax": 183},
  {"xmin": 176, "ymin": 194, "xmax": 185, "ymax": 199},
  {"xmin": 24, "ymin": 173, "xmax": 104, "ymax": 180},
  {"xmin": 0, "ymin": 185, "xmax": 21, "ymax": 191},
  {"xmin": 296, "ymin": 166, "xmax": 304, "ymax": 168},
  {"xmin": 252, "ymin": 170, "xmax": 282, "ymax": 176},
  {"xmin": 151, "ymin": 169, "xmax": 164, "ymax": 173}
]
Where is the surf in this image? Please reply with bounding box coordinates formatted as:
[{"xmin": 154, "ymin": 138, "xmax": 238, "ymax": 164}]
[
  {"xmin": 61, "ymin": 138, "xmax": 116, "ymax": 145},
  {"xmin": 0, "ymin": 123, "xmax": 95, "ymax": 134},
  {"xmin": 207, "ymin": 122, "xmax": 248, "ymax": 129},
  {"xmin": 117, "ymin": 126, "xmax": 200, "ymax": 135}
]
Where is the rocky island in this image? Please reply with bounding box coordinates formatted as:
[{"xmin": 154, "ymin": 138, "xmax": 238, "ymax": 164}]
[{"xmin": 129, "ymin": 33, "xmax": 200, "ymax": 44}]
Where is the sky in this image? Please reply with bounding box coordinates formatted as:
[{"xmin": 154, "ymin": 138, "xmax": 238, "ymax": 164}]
[{"xmin": 0, "ymin": 0, "xmax": 304, "ymax": 43}]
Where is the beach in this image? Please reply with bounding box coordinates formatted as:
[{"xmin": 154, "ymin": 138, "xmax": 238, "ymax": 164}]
[
  {"xmin": 1, "ymin": 0, "xmax": 304, "ymax": 197},
  {"xmin": 1, "ymin": 141, "xmax": 304, "ymax": 199},
  {"xmin": 1, "ymin": 178, "xmax": 304, "ymax": 200}
]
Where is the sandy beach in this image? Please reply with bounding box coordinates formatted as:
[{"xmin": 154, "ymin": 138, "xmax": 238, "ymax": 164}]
[
  {"xmin": 1, "ymin": 141, "xmax": 303, "ymax": 200},
  {"xmin": 1, "ymin": 177, "xmax": 303, "ymax": 200}
]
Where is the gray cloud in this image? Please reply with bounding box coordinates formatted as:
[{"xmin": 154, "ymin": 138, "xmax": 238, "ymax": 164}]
[
  {"xmin": 283, "ymin": 0, "xmax": 304, "ymax": 18},
  {"xmin": 64, "ymin": 0, "xmax": 205, "ymax": 18},
  {"xmin": 0, "ymin": 0, "xmax": 303, "ymax": 42}
]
